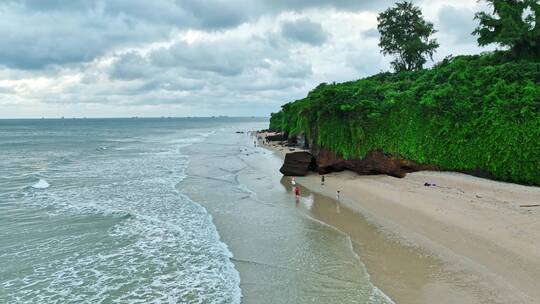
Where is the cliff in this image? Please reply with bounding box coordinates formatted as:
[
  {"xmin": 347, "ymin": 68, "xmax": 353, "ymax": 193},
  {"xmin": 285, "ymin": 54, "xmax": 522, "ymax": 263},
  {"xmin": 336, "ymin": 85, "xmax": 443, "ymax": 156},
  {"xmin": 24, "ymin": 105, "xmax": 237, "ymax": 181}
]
[{"xmin": 270, "ymin": 53, "xmax": 540, "ymax": 185}]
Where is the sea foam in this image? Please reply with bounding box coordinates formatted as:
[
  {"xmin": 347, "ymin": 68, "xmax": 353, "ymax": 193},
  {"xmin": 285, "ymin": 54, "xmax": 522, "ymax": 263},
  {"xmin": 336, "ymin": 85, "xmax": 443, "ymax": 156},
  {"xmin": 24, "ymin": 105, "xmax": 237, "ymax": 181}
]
[
  {"xmin": 7, "ymin": 130, "xmax": 241, "ymax": 304},
  {"xmin": 32, "ymin": 178, "xmax": 50, "ymax": 189}
]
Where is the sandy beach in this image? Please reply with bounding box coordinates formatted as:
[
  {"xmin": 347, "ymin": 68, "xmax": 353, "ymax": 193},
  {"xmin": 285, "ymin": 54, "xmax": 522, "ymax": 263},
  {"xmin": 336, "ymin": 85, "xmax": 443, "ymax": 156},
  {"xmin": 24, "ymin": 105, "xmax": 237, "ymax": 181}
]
[{"xmin": 260, "ymin": 132, "xmax": 540, "ymax": 304}]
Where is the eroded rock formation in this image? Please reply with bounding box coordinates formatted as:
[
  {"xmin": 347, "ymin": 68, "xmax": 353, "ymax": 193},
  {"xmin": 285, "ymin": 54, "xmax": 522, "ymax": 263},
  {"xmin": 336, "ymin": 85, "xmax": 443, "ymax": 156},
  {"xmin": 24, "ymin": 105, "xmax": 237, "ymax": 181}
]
[
  {"xmin": 316, "ymin": 148, "xmax": 436, "ymax": 178},
  {"xmin": 279, "ymin": 152, "xmax": 317, "ymax": 176},
  {"xmin": 266, "ymin": 133, "xmax": 287, "ymax": 142}
]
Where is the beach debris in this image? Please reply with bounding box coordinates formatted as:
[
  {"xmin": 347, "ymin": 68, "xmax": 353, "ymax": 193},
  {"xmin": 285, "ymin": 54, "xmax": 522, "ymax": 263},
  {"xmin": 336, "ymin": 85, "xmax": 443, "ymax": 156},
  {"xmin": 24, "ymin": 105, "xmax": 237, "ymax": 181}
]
[
  {"xmin": 424, "ymin": 182, "xmax": 437, "ymax": 187},
  {"xmin": 519, "ymin": 204, "xmax": 540, "ymax": 208}
]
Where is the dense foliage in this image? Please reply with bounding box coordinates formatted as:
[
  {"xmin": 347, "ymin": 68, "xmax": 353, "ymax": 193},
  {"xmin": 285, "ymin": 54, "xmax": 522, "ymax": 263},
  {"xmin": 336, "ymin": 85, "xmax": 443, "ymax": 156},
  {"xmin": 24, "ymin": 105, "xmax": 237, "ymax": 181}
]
[
  {"xmin": 474, "ymin": 0, "xmax": 540, "ymax": 59},
  {"xmin": 378, "ymin": 1, "xmax": 439, "ymax": 71},
  {"xmin": 270, "ymin": 53, "xmax": 540, "ymax": 185}
]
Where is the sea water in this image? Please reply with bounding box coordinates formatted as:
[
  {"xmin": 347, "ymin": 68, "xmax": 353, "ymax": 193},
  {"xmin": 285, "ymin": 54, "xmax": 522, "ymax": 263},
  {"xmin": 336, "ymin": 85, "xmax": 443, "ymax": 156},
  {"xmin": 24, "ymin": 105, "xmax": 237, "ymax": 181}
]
[{"xmin": 0, "ymin": 118, "xmax": 393, "ymax": 303}]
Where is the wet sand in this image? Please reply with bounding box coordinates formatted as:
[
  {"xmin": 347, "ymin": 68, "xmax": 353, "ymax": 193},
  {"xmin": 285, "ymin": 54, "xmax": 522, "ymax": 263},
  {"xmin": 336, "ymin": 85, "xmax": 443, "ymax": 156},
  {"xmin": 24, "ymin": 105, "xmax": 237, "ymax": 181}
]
[
  {"xmin": 291, "ymin": 181, "xmax": 485, "ymax": 304},
  {"xmin": 180, "ymin": 126, "xmax": 396, "ymax": 304},
  {"xmin": 261, "ymin": 133, "xmax": 540, "ymax": 304}
]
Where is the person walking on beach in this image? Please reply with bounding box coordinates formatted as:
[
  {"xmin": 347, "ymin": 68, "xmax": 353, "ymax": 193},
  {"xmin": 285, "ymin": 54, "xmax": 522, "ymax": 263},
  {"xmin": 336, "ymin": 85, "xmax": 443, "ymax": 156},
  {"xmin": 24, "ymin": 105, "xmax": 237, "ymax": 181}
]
[
  {"xmin": 294, "ymin": 186, "xmax": 300, "ymax": 198},
  {"xmin": 336, "ymin": 190, "xmax": 341, "ymax": 201},
  {"xmin": 291, "ymin": 177, "xmax": 296, "ymax": 186},
  {"xmin": 321, "ymin": 175, "xmax": 325, "ymax": 185}
]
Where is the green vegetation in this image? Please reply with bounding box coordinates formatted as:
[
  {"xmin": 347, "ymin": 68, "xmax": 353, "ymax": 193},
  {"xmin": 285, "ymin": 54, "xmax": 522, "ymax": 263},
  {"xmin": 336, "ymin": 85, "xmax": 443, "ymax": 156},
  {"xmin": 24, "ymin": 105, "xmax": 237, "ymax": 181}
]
[
  {"xmin": 378, "ymin": 1, "xmax": 439, "ymax": 71},
  {"xmin": 474, "ymin": 0, "xmax": 540, "ymax": 59},
  {"xmin": 270, "ymin": 53, "xmax": 540, "ymax": 185},
  {"xmin": 270, "ymin": 0, "xmax": 540, "ymax": 185}
]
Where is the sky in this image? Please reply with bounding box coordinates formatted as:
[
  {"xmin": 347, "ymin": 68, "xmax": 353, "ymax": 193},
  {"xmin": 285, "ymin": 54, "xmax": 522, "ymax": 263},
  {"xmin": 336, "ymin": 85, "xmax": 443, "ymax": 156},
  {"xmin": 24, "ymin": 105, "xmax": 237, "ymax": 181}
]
[{"xmin": 0, "ymin": 0, "xmax": 495, "ymax": 118}]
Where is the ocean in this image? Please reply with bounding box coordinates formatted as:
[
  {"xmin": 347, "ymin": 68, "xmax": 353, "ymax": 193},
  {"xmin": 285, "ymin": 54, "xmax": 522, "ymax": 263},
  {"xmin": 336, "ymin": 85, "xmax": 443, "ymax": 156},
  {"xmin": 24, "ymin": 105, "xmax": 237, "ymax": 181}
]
[{"xmin": 0, "ymin": 118, "xmax": 393, "ymax": 303}]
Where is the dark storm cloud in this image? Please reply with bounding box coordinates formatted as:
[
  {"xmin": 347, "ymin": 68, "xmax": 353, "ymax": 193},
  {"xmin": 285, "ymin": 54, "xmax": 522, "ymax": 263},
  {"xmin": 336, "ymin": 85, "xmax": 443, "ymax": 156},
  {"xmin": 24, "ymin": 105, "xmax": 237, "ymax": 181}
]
[
  {"xmin": 120, "ymin": 78, "xmax": 205, "ymax": 95},
  {"xmin": 0, "ymin": 0, "xmax": 492, "ymax": 118},
  {"xmin": 110, "ymin": 52, "xmax": 155, "ymax": 80},
  {"xmin": 281, "ymin": 19, "xmax": 329, "ymax": 46},
  {"xmin": 180, "ymin": 0, "xmax": 250, "ymax": 29},
  {"xmin": 0, "ymin": 0, "xmax": 393, "ymax": 70},
  {"xmin": 11, "ymin": 0, "xmax": 393, "ymax": 17},
  {"xmin": 0, "ymin": 6, "xmax": 170, "ymax": 70},
  {"xmin": 150, "ymin": 43, "xmax": 245, "ymax": 76},
  {"xmin": 259, "ymin": 0, "xmax": 394, "ymax": 12},
  {"xmin": 104, "ymin": 31, "xmax": 308, "ymax": 102},
  {"xmin": 149, "ymin": 37, "xmax": 282, "ymax": 76},
  {"xmin": 5, "ymin": 0, "xmax": 95, "ymax": 11}
]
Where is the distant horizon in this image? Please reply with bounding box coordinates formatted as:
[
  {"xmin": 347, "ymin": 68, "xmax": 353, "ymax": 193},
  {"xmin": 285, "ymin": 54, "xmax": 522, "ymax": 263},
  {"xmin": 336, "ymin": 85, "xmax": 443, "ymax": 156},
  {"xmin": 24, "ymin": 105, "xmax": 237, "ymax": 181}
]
[{"xmin": 0, "ymin": 115, "xmax": 270, "ymax": 120}]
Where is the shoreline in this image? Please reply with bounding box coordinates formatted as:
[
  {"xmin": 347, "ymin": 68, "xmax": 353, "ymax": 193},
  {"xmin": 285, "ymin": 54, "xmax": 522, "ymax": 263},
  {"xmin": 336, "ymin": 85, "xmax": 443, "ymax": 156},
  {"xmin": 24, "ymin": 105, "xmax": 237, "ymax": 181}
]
[{"xmin": 259, "ymin": 132, "xmax": 540, "ymax": 304}]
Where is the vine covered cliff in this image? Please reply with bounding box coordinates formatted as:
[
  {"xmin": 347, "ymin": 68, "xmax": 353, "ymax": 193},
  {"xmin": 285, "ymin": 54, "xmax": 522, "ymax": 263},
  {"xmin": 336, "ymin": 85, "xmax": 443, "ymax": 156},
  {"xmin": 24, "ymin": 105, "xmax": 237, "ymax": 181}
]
[{"xmin": 270, "ymin": 53, "xmax": 540, "ymax": 185}]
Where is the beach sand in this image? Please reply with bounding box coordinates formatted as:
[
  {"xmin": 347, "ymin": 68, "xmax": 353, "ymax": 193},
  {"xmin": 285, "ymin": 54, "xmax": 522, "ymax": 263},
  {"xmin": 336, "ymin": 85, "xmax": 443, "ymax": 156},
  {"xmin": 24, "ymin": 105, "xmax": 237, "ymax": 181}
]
[{"xmin": 261, "ymin": 132, "xmax": 540, "ymax": 304}]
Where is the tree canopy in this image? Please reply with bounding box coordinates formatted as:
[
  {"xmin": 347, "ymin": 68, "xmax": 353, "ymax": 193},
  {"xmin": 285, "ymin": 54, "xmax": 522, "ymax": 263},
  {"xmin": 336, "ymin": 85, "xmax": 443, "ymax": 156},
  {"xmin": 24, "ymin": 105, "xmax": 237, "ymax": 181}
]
[
  {"xmin": 473, "ymin": 0, "xmax": 540, "ymax": 58},
  {"xmin": 377, "ymin": 1, "xmax": 439, "ymax": 72}
]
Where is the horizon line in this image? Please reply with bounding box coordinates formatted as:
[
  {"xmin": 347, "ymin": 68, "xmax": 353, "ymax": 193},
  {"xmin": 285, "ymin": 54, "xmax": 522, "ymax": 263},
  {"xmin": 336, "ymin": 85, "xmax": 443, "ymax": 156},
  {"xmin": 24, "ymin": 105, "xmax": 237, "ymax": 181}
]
[{"xmin": 0, "ymin": 116, "xmax": 270, "ymax": 120}]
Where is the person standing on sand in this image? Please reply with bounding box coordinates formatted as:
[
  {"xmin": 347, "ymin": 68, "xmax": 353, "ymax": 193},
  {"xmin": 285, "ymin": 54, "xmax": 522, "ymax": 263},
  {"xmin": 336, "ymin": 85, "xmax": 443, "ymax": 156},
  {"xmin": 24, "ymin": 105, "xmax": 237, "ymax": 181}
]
[
  {"xmin": 336, "ymin": 190, "xmax": 341, "ymax": 201},
  {"xmin": 291, "ymin": 177, "xmax": 296, "ymax": 186},
  {"xmin": 294, "ymin": 186, "xmax": 300, "ymax": 198},
  {"xmin": 321, "ymin": 175, "xmax": 325, "ymax": 185}
]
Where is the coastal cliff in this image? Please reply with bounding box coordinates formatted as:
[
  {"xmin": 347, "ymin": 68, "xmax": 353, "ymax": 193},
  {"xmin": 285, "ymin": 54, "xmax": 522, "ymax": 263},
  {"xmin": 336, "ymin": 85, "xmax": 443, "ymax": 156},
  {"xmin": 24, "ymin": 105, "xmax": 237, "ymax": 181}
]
[{"xmin": 270, "ymin": 53, "xmax": 540, "ymax": 185}]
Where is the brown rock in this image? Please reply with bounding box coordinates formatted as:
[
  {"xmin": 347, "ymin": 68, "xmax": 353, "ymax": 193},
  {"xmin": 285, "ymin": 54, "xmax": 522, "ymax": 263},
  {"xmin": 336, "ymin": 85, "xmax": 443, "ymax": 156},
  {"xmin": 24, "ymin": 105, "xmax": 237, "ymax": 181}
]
[
  {"xmin": 266, "ymin": 134, "xmax": 286, "ymax": 142},
  {"xmin": 316, "ymin": 148, "xmax": 436, "ymax": 178},
  {"xmin": 280, "ymin": 152, "xmax": 317, "ymax": 176}
]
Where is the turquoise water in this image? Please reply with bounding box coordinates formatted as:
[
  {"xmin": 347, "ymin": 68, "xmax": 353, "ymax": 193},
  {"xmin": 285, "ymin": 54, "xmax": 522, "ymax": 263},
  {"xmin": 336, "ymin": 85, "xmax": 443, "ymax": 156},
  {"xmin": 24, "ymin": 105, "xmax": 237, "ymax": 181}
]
[{"xmin": 0, "ymin": 118, "xmax": 392, "ymax": 303}]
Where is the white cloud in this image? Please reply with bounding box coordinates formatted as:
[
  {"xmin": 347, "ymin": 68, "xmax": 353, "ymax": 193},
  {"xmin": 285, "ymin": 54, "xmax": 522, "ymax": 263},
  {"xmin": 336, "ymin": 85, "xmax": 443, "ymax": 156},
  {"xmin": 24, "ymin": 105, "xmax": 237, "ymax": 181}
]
[{"xmin": 0, "ymin": 0, "xmax": 495, "ymax": 118}]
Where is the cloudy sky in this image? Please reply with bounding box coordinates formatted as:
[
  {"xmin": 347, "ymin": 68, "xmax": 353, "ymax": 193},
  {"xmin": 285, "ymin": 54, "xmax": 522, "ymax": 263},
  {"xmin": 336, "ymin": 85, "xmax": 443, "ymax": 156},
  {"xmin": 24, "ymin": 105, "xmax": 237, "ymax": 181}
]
[{"xmin": 0, "ymin": 0, "xmax": 495, "ymax": 118}]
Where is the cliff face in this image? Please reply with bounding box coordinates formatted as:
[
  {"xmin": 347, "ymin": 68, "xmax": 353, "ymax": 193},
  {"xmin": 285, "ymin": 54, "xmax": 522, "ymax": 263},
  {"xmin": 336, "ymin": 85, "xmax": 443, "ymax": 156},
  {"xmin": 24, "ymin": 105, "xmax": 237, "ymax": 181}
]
[
  {"xmin": 279, "ymin": 151, "xmax": 317, "ymax": 176},
  {"xmin": 277, "ymin": 134, "xmax": 499, "ymax": 180},
  {"xmin": 278, "ymin": 135, "xmax": 437, "ymax": 178},
  {"xmin": 315, "ymin": 148, "xmax": 436, "ymax": 178}
]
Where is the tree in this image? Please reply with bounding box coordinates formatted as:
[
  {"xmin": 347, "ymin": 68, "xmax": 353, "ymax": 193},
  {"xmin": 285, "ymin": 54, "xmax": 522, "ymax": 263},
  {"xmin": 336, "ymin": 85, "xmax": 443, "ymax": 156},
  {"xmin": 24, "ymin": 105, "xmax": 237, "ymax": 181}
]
[
  {"xmin": 377, "ymin": 1, "xmax": 439, "ymax": 72},
  {"xmin": 473, "ymin": 0, "xmax": 540, "ymax": 59}
]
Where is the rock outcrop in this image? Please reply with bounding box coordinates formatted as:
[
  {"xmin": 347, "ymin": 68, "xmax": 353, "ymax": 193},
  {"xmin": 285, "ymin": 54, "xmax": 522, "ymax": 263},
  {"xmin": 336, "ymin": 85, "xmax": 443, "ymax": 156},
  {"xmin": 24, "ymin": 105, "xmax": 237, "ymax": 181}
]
[
  {"xmin": 286, "ymin": 136, "xmax": 298, "ymax": 147},
  {"xmin": 266, "ymin": 133, "xmax": 287, "ymax": 142},
  {"xmin": 316, "ymin": 148, "xmax": 436, "ymax": 178},
  {"xmin": 279, "ymin": 152, "xmax": 317, "ymax": 176}
]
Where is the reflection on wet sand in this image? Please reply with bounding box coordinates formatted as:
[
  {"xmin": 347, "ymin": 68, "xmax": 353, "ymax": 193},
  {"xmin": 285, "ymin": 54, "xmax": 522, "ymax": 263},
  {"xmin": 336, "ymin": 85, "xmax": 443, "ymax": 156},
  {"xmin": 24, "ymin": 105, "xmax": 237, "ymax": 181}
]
[{"xmin": 279, "ymin": 176, "xmax": 482, "ymax": 304}]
